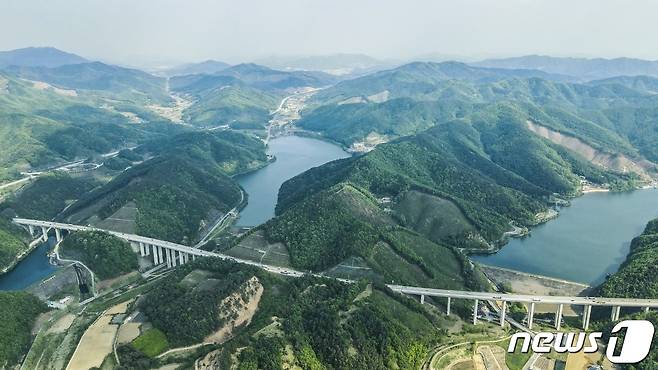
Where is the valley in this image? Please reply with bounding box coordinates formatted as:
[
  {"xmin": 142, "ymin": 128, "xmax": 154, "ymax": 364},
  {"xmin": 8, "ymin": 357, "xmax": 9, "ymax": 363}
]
[{"xmin": 2, "ymin": 45, "xmax": 658, "ymax": 370}]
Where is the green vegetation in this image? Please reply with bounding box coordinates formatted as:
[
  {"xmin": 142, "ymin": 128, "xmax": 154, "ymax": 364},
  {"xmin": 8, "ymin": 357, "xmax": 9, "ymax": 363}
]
[
  {"xmin": 595, "ymin": 219, "xmax": 658, "ymax": 369},
  {"xmin": 299, "ymin": 97, "xmax": 464, "ymax": 146},
  {"xmin": 0, "ymin": 72, "xmax": 183, "ymax": 182},
  {"xmin": 0, "ymin": 292, "xmax": 47, "ymax": 367},
  {"xmin": 62, "ymin": 131, "xmax": 267, "ymax": 244},
  {"xmin": 5, "ymin": 62, "xmax": 171, "ymax": 104},
  {"xmin": 264, "ymin": 183, "xmax": 487, "ymax": 293},
  {"xmin": 59, "ymin": 231, "xmax": 138, "ymax": 279},
  {"xmin": 599, "ymin": 218, "xmax": 658, "ymax": 298},
  {"xmin": 276, "ymin": 121, "xmax": 549, "ymax": 243},
  {"xmin": 495, "ymin": 338, "xmax": 533, "ymax": 370},
  {"xmin": 131, "ymin": 328, "xmax": 169, "ymax": 357},
  {"xmin": 122, "ymin": 258, "xmax": 445, "ymax": 369},
  {"xmin": 140, "ymin": 261, "xmax": 258, "ymax": 346},
  {"xmin": 1, "ymin": 173, "xmax": 99, "ymax": 219},
  {"xmin": 304, "ymin": 61, "xmax": 658, "ymax": 183},
  {"xmin": 170, "ymin": 63, "xmax": 337, "ymax": 129},
  {"xmin": 0, "ymin": 216, "xmax": 28, "ymax": 272},
  {"xmin": 181, "ymin": 85, "xmax": 279, "ymax": 128}
]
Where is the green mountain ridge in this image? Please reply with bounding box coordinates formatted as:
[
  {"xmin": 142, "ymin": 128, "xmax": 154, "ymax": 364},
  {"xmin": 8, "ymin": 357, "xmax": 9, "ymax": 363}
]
[
  {"xmin": 122, "ymin": 257, "xmax": 450, "ymax": 370},
  {"xmin": 4, "ymin": 62, "xmax": 171, "ymax": 104},
  {"xmin": 0, "ymin": 72, "xmax": 182, "ymax": 182},
  {"xmin": 0, "ymin": 47, "xmax": 87, "ymax": 68},
  {"xmin": 61, "ymin": 131, "xmax": 267, "ymax": 244}
]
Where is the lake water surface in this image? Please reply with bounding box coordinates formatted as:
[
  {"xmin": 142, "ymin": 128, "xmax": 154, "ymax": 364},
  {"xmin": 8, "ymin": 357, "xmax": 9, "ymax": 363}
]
[
  {"xmin": 235, "ymin": 135, "xmax": 350, "ymax": 227},
  {"xmin": 4, "ymin": 137, "xmax": 655, "ymax": 290},
  {"xmin": 473, "ymin": 189, "xmax": 658, "ymax": 285},
  {"xmin": 0, "ymin": 238, "xmax": 57, "ymax": 291},
  {"xmin": 0, "ymin": 135, "xmax": 348, "ymax": 290}
]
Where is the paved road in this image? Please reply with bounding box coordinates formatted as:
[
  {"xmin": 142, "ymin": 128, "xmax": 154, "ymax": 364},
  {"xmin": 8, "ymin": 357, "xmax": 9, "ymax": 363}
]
[
  {"xmin": 14, "ymin": 218, "xmax": 658, "ymax": 310},
  {"xmin": 388, "ymin": 285, "xmax": 658, "ymax": 308}
]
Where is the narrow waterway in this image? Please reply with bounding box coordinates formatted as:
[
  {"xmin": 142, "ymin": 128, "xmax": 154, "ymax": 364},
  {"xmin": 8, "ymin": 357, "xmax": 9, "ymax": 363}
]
[
  {"xmin": 235, "ymin": 135, "xmax": 350, "ymax": 227},
  {"xmin": 0, "ymin": 238, "xmax": 57, "ymax": 291},
  {"xmin": 473, "ymin": 189, "xmax": 658, "ymax": 285}
]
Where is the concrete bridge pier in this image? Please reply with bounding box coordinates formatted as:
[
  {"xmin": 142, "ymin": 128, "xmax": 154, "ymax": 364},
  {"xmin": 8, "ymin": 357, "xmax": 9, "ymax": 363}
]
[
  {"xmin": 555, "ymin": 304, "xmax": 564, "ymax": 330},
  {"xmin": 165, "ymin": 249, "xmax": 172, "ymax": 268},
  {"xmin": 420, "ymin": 294, "xmax": 425, "ymax": 304},
  {"xmin": 28, "ymin": 225, "xmax": 34, "ymax": 236},
  {"xmin": 528, "ymin": 302, "xmax": 536, "ymax": 329},
  {"xmin": 611, "ymin": 306, "xmax": 621, "ymax": 321},
  {"xmin": 500, "ymin": 301, "xmax": 507, "ymax": 327},
  {"xmin": 583, "ymin": 305, "xmax": 592, "ymax": 330},
  {"xmin": 179, "ymin": 251, "xmax": 185, "ymax": 265},
  {"xmin": 171, "ymin": 250, "xmax": 177, "ymax": 267},
  {"xmin": 157, "ymin": 246, "xmax": 164, "ymax": 264},
  {"xmin": 644, "ymin": 307, "xmax": 651, "ymax": 313},
  {"xmin": 473, "ymin": 299, "xmax": 478, "ymax": 324},
  {"xmin": 55, "ymin": 228, "xmax": 62, "ymax": 242},
  {"xmin": 446, "ymin": 297, "xmax": 451, "ymax": 315},
  {"xmin": 151, "ymin": 245, "xmax": 156, "ymax": 264},
  {"xmin": 41, "ymin": 226, "xmax": 48, "ymax": 242}
]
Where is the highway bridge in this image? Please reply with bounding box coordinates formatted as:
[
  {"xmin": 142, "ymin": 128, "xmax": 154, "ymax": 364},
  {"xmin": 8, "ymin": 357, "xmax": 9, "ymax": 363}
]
[{"xmin": 14, "ymin": 218, "xmax": 658, "ymax": 331}]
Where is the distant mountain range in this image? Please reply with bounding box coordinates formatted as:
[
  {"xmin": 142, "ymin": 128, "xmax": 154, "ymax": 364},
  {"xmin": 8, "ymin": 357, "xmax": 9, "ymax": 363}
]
[
  {"xmin": 0, "ymin": 47, "xmax": 88, "ymax": 68},
  {"xmin": 160, "ymin": 60, "xmax": 231, "ymax": 77},
  {"xmin": 311, "ymin": 61, "xmax": 572, "ymax": 105},
  {"xmin": 171, "ymin": 63, "xmax": 338, "ymax": 93},
  {"xmin": 256, "ymin": 53, "xmax": 393, "ymax": 76},
  {"xmin": 473, "ymin": 55, "xmax": 658, "ymax": 80},
  {"xmin": 4, "ymin": 61, "xmax": 170, "ymax": 104}
]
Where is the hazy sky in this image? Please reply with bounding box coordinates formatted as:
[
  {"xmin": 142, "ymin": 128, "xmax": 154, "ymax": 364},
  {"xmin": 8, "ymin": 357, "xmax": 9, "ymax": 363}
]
[{"xmin": 2, "ymin": 0, "xmax": 657, "ymax": 67}]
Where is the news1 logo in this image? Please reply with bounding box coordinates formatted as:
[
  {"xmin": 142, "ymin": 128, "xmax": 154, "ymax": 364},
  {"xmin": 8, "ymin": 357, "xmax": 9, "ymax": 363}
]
[{"xmin": 508, "ymin": 320, "xmax": 655, "ymax": 364}]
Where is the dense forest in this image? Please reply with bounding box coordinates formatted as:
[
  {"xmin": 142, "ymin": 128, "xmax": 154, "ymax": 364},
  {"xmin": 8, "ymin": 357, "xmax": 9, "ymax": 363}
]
[
  {"xmin": 264, "ymin": 183, "xmax": 486, "ymax": 291},
  {"xmin": 599, "ymin": 218, "xmax": 658, "ymax": 298},
  {"xmin": 596, "ymin": 218, "xmax": 658, "ymax": 369},
  {"xmin": 59, "ymin": 231, "xmax": 138, "ymax": 279},
  {"xmin": 0, "ymin": 216, "xmax": 28, "ymax": 272},
  {"xmin": 0, "ymin": 173, "xmax": 99, "ymax": 220},
  {"xmin": 0, "ymin": 292, "xmax": 47, "ymax": 367},
  {"xmin": 305, "ymin": 62, "xmax": 658, "ymax": 172},
  {"xmin": 0, "ymin": 72, "xmax": 183, "ymax": 182},
  {"xmin": 122, "ymin": 258, "xmax": 445, "ymax": 370},
  {"xmin": 61, "ymin": 131, "xmax": 268, "ymax": 244},
  {"xmin": 278, "ymin": 105, "xmax": 640, "ymax": 247}
]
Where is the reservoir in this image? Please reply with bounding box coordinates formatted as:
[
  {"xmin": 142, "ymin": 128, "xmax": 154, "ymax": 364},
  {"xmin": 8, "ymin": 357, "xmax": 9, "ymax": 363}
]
[
  {"xmin": 236, "ymin": 135, "xmax": 350, "ymax": 227},
  {"xmin": 0, "ymin": 135, "xmax": 347, "ymax": 290},
  {"xmin": 473, "ymin": 189, "xmax": 658, "ymax": 285},
  {"xmin": 0, "ymin": 238, "xmax": 57, "ymax": 291}
]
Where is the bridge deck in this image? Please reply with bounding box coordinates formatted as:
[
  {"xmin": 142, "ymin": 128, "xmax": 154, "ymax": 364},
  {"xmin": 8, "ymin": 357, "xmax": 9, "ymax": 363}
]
[{"xmin": 14, "ymin": 218, "xmax": 658, "ymax": 308}]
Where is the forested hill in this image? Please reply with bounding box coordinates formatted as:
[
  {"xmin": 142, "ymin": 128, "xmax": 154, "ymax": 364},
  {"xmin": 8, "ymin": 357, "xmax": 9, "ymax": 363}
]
[
  {"xmin": 61, "ymin": 131, "xmax": 268, "ymax": 245},
  {"xmin": 598, "ymin": 218, "xmax": 658, "ymax": 298},
  {"xmin": 473, "ymin": 55, "xmax": 658, "ymax": 80},
  {"xmin": 282, "ymin": 104, "xmax": 639, "ymax": 229},
  {"xmin": 301, "ymin": 62, "xmax": 658, "ymax": 173},
  {"xmin": 596, "ymin": 218, "xmax": 658, "ymax": 369},
  {"xmin": 259, "ymin": 104, "xmax": 640, "ymax": 290},
  {"xmin": 169, "ymin": 63, "xmax": 336, "ymax": 129},
  {"xmin": 0, "ymin": 47, "xmax": 87, "ymax": 68},
  {"xmin": 121, "ymin": 258, "xmax": 447, "ymax": 370},
  {"xmin": 0, "ymin": 72, "xmax": 182, "ymax": 182},
  {"xmin": 4, "ymin": 62, "xmax": 171, "ymax": 104}
]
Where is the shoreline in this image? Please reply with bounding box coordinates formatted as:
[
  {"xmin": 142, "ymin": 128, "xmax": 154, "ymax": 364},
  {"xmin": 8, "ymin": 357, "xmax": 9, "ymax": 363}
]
[
  {"xmin": 479, "ymin": 264, "xmax": 591, "ymax": 289},
  {"xmin": 0, "ymin": 236, "xmax": 44, "ymax": 277},
  {"xmin": 469, "ymin": 184, "xmax": 656, "ymax": 277}
]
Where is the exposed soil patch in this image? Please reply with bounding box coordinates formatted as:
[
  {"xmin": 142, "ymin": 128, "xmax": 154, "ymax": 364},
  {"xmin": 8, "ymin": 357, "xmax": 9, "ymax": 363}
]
[
  {"xmin": 526, "ymin": 120, "xmax": 654, "ymax": 179},
  {"xmin": 205, "ymin": 276, "xmax": 264, "ymax": 344}
]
